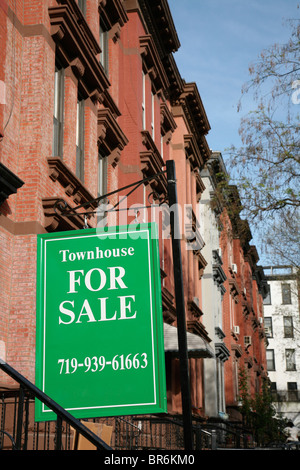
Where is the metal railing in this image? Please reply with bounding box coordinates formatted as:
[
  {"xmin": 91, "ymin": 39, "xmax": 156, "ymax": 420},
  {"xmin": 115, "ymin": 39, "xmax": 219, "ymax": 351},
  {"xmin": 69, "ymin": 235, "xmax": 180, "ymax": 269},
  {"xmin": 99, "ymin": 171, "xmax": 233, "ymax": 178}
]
[
  {"xmin": 0, "ymin": 360, "xmax": 264, "ymax": 451},
  {"xmin": 0, "ymin": 359, "xmax": 111, "ymax": 450},
  {"xmin": 0, "ymin": 388, "xmax": 215, "ymax": 451}
]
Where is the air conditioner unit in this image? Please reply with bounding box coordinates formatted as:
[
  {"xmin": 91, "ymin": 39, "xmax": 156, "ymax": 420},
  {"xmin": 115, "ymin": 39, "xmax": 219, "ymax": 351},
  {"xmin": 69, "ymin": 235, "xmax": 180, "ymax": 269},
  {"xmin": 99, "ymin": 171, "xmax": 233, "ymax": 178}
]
[
  {"xmin": 244, "ymin": 336, "xmax": 252, "ymax": 347},
  {"xmin": 232, "ymin": 263, "xmax": 237, "ymax": 274},
  {"xmin": 233, "ymin": 325, "xmax": 240, "ymax": 335},
  {"xmin": 264, "ymin": 327, "xmax": 271, "ymax": 336},
  {"xmin": 259, "ymin": 317, "xmax": 263, "ymax": 324}
]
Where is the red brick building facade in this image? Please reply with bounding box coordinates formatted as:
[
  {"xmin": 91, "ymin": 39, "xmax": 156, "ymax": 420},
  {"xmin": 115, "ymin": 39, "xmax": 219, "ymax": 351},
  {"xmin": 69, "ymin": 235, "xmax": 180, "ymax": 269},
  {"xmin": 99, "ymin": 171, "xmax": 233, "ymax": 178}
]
[
  {"xmin": 220, "ymin": 202, "xmax": 268, "ymax": 419},
  {"xmin": 0, "ymin": 0, "xmax": 267, "ymax": 431}
]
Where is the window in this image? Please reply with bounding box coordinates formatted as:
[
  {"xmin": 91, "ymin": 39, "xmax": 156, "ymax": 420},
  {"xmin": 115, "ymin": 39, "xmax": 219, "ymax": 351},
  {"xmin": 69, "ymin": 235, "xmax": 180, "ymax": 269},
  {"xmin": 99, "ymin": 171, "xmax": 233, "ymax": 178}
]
[
  {"xmin": 284, "ymin": 317, "xmax": 294, "ymax": 338},
  {"xmin": 233, "ymin": 359, "xmax": 239, "ymax": 402},
  {"xmin": 286, "ymin": 349, "xmax": 296, "ymax": 371},
  {"xmin": 53, "ymin": 61, "xmax": 64, "ymax": 157},
  {"xmin": 76, "ymin": 94, "xmax": 85, "ymax": 182},
  {"xmin": 142, "ymin": 71, "xmax": 146, "ymax": 130},
  {"xmin": 264, "ymin": 317, "xmax": 273, "ymax": 338},
  {"xmin": 98, "ymin": 148, "xmax": 108, "ymax": 198},
  {"xmin": 97, "ymin": 148, "xmax": 108, "ymax": 225},
  {"xmin": 263, "ymin": 284, "xmax": 271, "ymax": 305},
  {"xmin": 151, "ymin": 92, "xmax": 155, "ymax": 139},
  {"xmin": 266, "ymin": 349, "xmax": 275, "ymax": 371},
  {"xmin": 282, "ymin": 283, "xmax": 292, "ymax": 304},
  {"xmin": 78, "ymin": 0, "xmax": 86, "ymax": 16},
  {"xmin": 99, "ymin": 19, "xmax": 109, "ymax": 75},
  {"xmin": 287, "ymin": 382, "xmax": 298, "ymax": 402},
  {"xmin": 270, "ymin": 382, "xmax": 277, "ymax": 397}
]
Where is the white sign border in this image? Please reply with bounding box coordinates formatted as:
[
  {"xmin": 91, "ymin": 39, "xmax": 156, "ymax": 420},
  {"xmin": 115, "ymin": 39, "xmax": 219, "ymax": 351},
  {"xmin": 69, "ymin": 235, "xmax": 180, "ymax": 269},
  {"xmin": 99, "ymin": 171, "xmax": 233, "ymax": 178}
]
[{"xmin": 39, "ymin": 227, "xmax": 158, "ymax": 416}]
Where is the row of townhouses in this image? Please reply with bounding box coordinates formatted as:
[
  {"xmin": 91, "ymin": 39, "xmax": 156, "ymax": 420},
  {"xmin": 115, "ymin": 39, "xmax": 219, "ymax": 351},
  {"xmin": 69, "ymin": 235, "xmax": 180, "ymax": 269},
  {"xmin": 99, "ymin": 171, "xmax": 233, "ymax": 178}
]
[{"xmin": 0, "ymin": 0, "xmax": 276, "ymax": 450}]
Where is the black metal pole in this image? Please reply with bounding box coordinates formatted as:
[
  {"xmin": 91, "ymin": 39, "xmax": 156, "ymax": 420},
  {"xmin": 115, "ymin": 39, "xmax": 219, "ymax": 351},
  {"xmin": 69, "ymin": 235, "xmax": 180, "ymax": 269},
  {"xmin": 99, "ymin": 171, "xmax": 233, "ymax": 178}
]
[
  {"xmin": 166, "ymin": 160, "xmax": 193, "ymax": 451},
  {"xmin": 16, "ymin": 386, "xmax": 25, "ymax": 450},
  {"xmin": 56, "ymin": 415, "xmax": 62, "ymax": 450}
]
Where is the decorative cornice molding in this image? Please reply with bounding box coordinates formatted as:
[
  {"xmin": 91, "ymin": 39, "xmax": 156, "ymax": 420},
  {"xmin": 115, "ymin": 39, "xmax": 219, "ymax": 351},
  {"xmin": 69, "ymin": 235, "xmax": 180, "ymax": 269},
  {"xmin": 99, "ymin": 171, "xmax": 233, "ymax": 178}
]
[
  {"xmin": 42, "ymin": 197, "xmax": 92, "ymax": 232},
  {"xmin": 188, "ymin": 299, "xmax": 203, "ymax": 319},
  {"xmin": 99, "ymin": 0, "xmax": 128, "ymax": 30},
  {"xmin": 184, "ymin": 134, "xmax": 204, "ymax": 170},
  {"xmin": 136, "ymin": 0, "xmax": 180, "ymax": 57},
  {"xmin": 180, "ymin": 82, "xmax": 210, "ymax": 135},
  {"xmin": 193, "ymin": 249, "xmax": 207, "ymax": 273},
  {"xmin": 187, "ymin": 319, "xmax": 211, "ymax": 343},
  {"xmin": 0, "ymin": 163, "xmax": 24, "ymax": 205},
  {"xmin": 139, "ymin": 34, "xmax": 169, "ymax": 95},
  {"xmin": 140, "ymin": 130, "xmax": 167, "ymax": 194},
  {"xmin": 215, "ymin": 342, "xmax": 230, "ymax": 362},
  {"xmin": 163, "ymin": 53, "xmax": 184, "ymax": 103},
  {"xmin": 185, "ymin": 207, "xmax": 206, "ymax": 257},
  {"xmin": 228, "ymin": 277, "xmax": 240, "ymax": 303},
  {"xmin": 161, "ymin": 287, "xmax": 176, "ymax": 324},
  {"xmin": 49, "ymin": 0, "xmax": 110, "ymax": 102},
  {"xmin": 97, "ymin": 108, "xmax": 128, "ymax": 167},
  {"xmin": 160, "ymin": 102, "xmax": 176, "ymax": 142},
  {"xmin": 47, "ymin": 157, "xmax": 98, "ymax": 208},
  {"xmin": 173, "ymin": 83, "xmax": 211, "ymax": 167},
  {"xmin": 231, "ymin": 343, "xmax": 243, "ymax": 358},
  {"xmin": 194, "ymin": 169, "xmax": 206, "ymax": 199},
  {"xmin": 244, "ymin": 356, "xmax": 253, "ymax": 368},
  {"xmin": 212, "ymin": 263, "xmax": 227, "ymax": 287}
]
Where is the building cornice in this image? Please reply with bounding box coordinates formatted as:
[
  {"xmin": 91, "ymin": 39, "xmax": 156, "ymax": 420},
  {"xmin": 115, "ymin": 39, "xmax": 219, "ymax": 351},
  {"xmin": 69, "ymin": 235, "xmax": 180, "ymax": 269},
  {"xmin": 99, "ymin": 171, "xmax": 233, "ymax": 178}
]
[
  {"xmin": 140, "ymin": 34, "xmax": 169, "ymax": 94},
  {"xmin": 0, "ymin": 163, "xmax": 24, "ymax": 205},
  {"xmin": 135, "ymin": 0, "xmax": 180, "ymax": 58},
  {"xmin": 49, "ymin": 0, "xmax": 110, "ymax": 102},
  {"xmin": 97, "ymin": 108, "xmax": 129, "ymax": 167},
  {"xmin": 180, "ymin": 82, "xmax": 211, "ymax": 135},
  {"xmin": 163, "ymin": 53, "xmax": 184, "ymax": 103},
  {"xmin": 98, "ymin": 0, "xmax": 128, "ymax": 30}
]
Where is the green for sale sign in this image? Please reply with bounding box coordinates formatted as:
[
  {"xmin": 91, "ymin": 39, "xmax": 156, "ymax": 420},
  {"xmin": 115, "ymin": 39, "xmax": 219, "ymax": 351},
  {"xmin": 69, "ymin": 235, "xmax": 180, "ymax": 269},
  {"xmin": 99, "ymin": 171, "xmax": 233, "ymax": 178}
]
[{"xmin": 35, "ymin": 223, "xmax": 167, "ymax": 421}]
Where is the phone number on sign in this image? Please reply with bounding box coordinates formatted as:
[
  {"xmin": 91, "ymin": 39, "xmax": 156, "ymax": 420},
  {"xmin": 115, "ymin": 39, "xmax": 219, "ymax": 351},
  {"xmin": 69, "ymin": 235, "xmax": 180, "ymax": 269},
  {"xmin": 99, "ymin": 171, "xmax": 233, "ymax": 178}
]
[{"xmin": 58, "ymin": 353, "xmax": 148, "ymax": 374}]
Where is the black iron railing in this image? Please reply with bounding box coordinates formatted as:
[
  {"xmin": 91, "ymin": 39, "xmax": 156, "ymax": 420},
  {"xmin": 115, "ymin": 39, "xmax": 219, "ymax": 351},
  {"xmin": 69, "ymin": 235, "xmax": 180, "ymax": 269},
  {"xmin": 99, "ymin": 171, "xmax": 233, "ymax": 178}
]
[
  {"xmin": 0, "ymin": 360, "xmax": 263, "ymax": 451},
  {"xmin": 0, "ymin": 359, "xmax": 111, "ymax": 450},
  {"xmin": 0, "ymin": 388, "xmax": 215, "ymax": 451}
]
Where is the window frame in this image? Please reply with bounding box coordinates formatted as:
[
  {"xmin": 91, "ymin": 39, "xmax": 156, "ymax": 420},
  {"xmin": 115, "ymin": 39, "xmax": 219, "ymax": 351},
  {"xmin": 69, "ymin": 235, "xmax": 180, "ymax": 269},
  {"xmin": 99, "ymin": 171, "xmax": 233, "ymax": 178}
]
[
  {"xmin": 263, "ymin": 284, "xmax": 271, "ymax": 305},
  {"xmin": 151, "ymin": 92, "xmax": 155, "ymax": 140},
  {"xmin": 287, "ymin": 382, "xmax": 298, "ymax": 401},
  {"xmin": 283, "ymin": 316, "xmax": 294, "ymax": 338},
  {"xmin": 99, "ymin": 18, "xmax": 109, "ymax": 75},
  {"xmin": 266, "ymin": 349, "xmax": 275, "ymax": 371},
  {"xmin": 142, "ymin": 70, "xmax": 146, "ymax": 130},
  {"xmin": 285, "ymin": 349, "xmax": 296, "ymax": 371},
  {"xmin": 98, "ymin": 147, "xmax": 108, "ymax": 199},
  {"xmin": 281, "ymin": 283, "xmax": 292, "ymax": 305},
  {"xmin": 264, "ymin": 317, "xmax": 273, "ymax": 338},
  {"xmin": 76, "ymin": 94, "xmax": 85, "ymax": 182},
  {"xmin": 78, "ymin": 0, "xmax": 86, "ymax": 16},
  {"xmin": 53, "ymin": 61, "xmax": 65, "ymax": 158}
]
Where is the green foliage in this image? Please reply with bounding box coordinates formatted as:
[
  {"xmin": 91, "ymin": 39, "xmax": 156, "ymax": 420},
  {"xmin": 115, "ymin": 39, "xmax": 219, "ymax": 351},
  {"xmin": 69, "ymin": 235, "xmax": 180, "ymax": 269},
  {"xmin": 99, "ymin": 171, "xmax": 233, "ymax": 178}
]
[{"xmin": 238, "ymin": 367, "xmax": 287, "ymax": 446}]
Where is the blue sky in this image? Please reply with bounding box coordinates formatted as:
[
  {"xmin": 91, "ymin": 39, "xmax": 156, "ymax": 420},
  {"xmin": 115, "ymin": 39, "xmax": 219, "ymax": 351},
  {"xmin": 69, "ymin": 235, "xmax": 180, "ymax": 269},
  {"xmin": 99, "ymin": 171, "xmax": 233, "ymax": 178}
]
[
  {"xmin": 168, "ymin": 0, "xmax": 299, "ymax": 263},
  {"xmin": 169, "ymin": 0, "xmax": 299, "ymax": 155}
]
